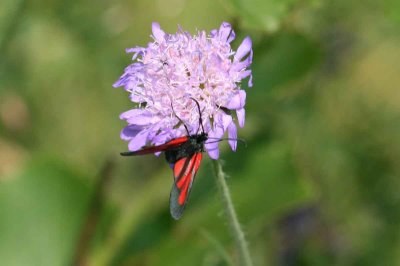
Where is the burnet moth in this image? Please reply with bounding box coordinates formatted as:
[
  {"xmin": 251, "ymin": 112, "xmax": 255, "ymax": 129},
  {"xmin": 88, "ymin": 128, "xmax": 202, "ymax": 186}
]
[
  {"xmin": 121, "ymin": 98, "xmax": 243, "ymax": 219},
  {"xmin": 121, "ymin": 98, "xmax": 209, "ymax": 220}
]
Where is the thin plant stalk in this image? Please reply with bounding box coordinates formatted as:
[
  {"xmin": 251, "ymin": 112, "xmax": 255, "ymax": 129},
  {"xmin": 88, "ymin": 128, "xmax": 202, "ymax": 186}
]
[
  {"xmin": 73, "ymin": 157, "xmax": 114, "ymax": 266},
  {"xmin": 212, "ymin": 159, "xmax": 253, "ymax": 266}
]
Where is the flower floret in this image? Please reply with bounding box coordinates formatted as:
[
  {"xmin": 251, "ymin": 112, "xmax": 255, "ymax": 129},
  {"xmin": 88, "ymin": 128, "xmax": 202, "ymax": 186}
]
[{"xmin": 114, "ymin": 22, "xmax": 253, "ymax": 159}]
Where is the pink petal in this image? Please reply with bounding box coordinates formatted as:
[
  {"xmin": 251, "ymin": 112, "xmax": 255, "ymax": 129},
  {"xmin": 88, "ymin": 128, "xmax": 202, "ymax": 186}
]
[
  {"xmin": 205, "ymin": 142, "xmax": 219, "ymax": 159},
  {"xmin": 225, "ymin": 93, "xmax": 240, "ymax": 109},
  {"xmin": 126, "ymin": 115, "xmax": 157, "ymax": 125},
  {"xmin": 227, "ymin": 122, "xmax": 237, "ymax": 151},
  {"xmin": 121, "ymin": 109, "xmax": 159, "ymax": 125},
  {"xmin": 231, "ymin": 51, "xmax": 253, "ymax": 71},
  {"xmin": 152, "ymin": 22, "xmax": 165, "ymax": 43},
  {"xmin": 218, "ymin": 22, "xmax": 235, "ymax": 43},
  {"xmin": 216, "ymin": 112, "xmax": 233, "ymax": 131},
  {"xmin": 119, "ymin": 109, "xmax": 160, "ymax": 126},
  {"xmin": 248, "ymin": 74, "xmax": 253, "ymax": 87},
  {"xmin": 205, "ymin": 125, "xmax": 225, "ymax": 159},
  {"xmin": 227, "ymin": 30, "xmax": 236, "ymax": 43},
  {"xmin": 125, "ymin": 47, "xmax": 144, "ymax": 60},
  {"xmin": 128, "ymin": 130, "xmax": 149, "ymax": 151},
  {"xmin": 239, "ymin": 70, "xmax": 252, "ymax": 79},
  {"xmin": 237, "ymin": 108, "xmax": 245, "ymax": 128},
  {"xmin": 119, "ymin": 109, "xmax": 144, "ymax": 120},
  {"xmin": 234, "ymin": 36, "xmax": 252, "ymax": 62},
  {"xmin": 226, "ymin": 90, "xmax": 246, "ymax": 110},
  {"xmin": 120, "ymin": 125, "xmax": 143, "ymax": 140}
]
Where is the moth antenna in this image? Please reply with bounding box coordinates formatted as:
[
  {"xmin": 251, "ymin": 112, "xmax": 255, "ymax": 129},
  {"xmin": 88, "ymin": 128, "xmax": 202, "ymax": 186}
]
[
  {"xmin": 170, "ymin": 101, "xmax": 189, "ymax": 135},
  {"xmin": 206, "ymin": 137, "xmax": 247, "ymax": 147},
  {"xmin": 189, "ymin": 97, "xmax": 205, "ymax": 134}
]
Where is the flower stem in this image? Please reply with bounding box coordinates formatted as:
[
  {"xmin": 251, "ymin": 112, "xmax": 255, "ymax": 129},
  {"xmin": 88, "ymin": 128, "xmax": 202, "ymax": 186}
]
[
  {"xmin": 212, "ymin": 159, "xmax": 253, "ymax": 266},
  {"xmin": 73, "ymin": 157, "xmax": 114, "ymax": 266}
]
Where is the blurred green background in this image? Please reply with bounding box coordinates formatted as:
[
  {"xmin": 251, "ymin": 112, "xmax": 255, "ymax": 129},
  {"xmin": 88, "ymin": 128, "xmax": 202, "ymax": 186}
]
[{"xmin": 1, "ymin": 0, "xmax": 400, "ymax": 265}]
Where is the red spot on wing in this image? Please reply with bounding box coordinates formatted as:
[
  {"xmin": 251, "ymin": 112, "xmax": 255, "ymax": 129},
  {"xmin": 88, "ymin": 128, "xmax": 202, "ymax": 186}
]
[
  {"xmin": 173, "ymin": 158, "xmax": 185, "ymax": 179},
  {"xmin": 121, "ymin": 136, "xmax": 189, "ymax": 156},
  {"xmin": 176, "ymin": 158, "xmax": 195, "ymax": 188},
  {"xmin": 166, "ymin": 136, "xmax": 188, "ymax": 146},
  {"xmin": 174, "ymin": 153, "xmax": 203, "ymax": 205},
  {"xmin": 178, "ymin": 176, "xmax": 191, "ymax": 205}
]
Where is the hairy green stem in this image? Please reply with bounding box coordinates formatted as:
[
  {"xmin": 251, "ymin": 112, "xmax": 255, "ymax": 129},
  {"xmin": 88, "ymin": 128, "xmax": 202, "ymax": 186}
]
[{"xmin": 212, "ymin": 160, "xmax": 253, "ymax": 266}]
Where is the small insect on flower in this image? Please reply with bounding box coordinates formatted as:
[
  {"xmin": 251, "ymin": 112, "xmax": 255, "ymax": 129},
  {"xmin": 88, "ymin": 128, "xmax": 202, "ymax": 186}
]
[{"xmin": 114, "ymin": 22, "xmax": 253, "ymax": 219}]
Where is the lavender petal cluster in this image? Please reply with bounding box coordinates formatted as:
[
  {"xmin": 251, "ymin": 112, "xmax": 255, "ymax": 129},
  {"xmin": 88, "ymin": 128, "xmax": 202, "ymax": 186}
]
[{"xmin": 114, "ymin": 22, "xmax": 253, "ymax": 159}]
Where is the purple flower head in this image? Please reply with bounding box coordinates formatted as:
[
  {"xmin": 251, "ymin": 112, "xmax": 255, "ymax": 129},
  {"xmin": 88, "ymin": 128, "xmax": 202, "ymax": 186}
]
[{"xmin": 114, "ymin": 22, "xmax": 253, "ymax": 159}]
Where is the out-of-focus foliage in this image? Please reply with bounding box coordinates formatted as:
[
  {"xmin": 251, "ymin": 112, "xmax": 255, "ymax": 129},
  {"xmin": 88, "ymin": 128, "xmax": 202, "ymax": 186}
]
[
  {"xmin": 0, "ymin": 0, "xmax": 399, "ymax": 265},
  {"xmin": 0, "ymin": 159, "xmax": 91, "ymax": 266},
  {"xmin": 222, "ymin": 0, "xmax": 320, "ymax": 32}
]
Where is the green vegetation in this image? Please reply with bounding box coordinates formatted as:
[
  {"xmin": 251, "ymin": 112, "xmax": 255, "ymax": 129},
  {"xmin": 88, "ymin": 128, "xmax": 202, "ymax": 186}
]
[{"xmin": 1, "ymin": 0, "xmax": 399, "ymax": 265}]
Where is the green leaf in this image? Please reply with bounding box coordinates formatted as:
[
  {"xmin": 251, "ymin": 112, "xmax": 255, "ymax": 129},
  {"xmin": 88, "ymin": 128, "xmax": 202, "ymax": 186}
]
[{"xmin": 0, "ymin": 159, "xmax": 91, "ymax": 266}]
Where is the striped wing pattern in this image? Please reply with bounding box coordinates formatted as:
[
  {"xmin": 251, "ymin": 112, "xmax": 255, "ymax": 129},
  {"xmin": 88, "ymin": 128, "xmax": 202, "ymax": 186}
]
[
  {"xmin": 120, "ymin": 136, "xmax": 188, "ymax": 156},
  {"xmin": 170, "ymin": 152, "xmax": 203, "ymax": 220}
]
